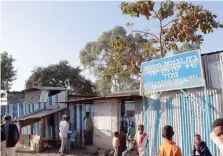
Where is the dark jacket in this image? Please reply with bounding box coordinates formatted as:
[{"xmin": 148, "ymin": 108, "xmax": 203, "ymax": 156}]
[
  {"xmin": 191, "ymin": 141, "xmax": 212, "ymax": 156},
  {"xmin": 1, "ymin": 123, "xmax": 20, "ymax": 148},
  {"xmin": 1, "ymin": 127, "xmax": 6, "ymax": 142}
]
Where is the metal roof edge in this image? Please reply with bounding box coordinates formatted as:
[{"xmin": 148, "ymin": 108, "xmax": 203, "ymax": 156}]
[
  {"xmin": 22, "ymin": 86, "xmax": 67, "ymax": 92},
  {"xmin": 202, "ymin": 50, "xmax": 223, "ymax": 56},
  {"xmin": 59, "ymin": 94, "xmax": 142, "ymax": 104}
]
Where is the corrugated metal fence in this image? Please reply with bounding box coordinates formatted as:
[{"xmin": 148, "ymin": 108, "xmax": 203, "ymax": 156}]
[
  {"xmin": 143, "ymin": 51, "xmax": 223, "ymax": 156},
  {"xmin": 0, "ymin": 91, "xmax": 67, "ymax": 140},
  {"xmin": 144, "ymin": 89, "xmax": 223, "ymax": 156},
  {"xmin": 0, "ymin": 91, "xmax": 93, "ymax": 147}
]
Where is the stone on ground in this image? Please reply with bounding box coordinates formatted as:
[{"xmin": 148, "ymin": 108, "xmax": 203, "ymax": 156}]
[
  {"xmin": 85, "ymin": 145, "xmax": 98, "ymax": 154},
  {"xmin": 98, "ymin": 149, "xmax": 109, "ymax": 156},
  {"xmin": 108, "ymin": 151, "xmax": 114, "ymax": 156}
]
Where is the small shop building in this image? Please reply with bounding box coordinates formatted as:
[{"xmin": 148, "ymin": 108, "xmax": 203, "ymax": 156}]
[{"xmin": 61, "ymin": 90, "xmax": 143, "ymax": 150}]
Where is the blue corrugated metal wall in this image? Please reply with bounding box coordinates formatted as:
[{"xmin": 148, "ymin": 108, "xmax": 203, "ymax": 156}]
[
  {"xmin": 0, "ymin": 91, "xmax": 67, "ymax": 140},
  {"xmin": 143, "ymin": 89, "xmax": 223, "ymax": 156},
  {"xmin": 68, "ymin": 104, "xmax": 93, "ymax": 147}
]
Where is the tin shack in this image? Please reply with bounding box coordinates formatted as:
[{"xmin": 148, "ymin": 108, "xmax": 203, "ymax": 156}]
[{"xmin": 61, "ymin": 90, "xmax": 143, "ymax": 150}]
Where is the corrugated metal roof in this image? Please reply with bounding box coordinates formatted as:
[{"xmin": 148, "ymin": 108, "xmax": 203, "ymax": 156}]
[
  {"xmin": 202, "ymin": 50, "xmax": 223, "ymax": 55},
  {"xmin": 23, "ymin": 86, "xmax": 67, "ymax": 92},
  {"xmin": 60, "ymin": 91, "xmax": 141, "ymax": 104},
  {"xmin": 15, "ymin": 105, "xmax": 65, "ymax": 122},
  {"xmin": 106, "ymin": 90, "xmax": 139, "ymax": 97}
]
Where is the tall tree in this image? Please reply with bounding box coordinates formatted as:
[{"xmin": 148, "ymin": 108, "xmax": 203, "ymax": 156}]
[
  {"xmin": 120, "ymin": 1, "xmax": 222, "ymax": 56},
  {"xmin": 25, "ymin": 60, "xmax": 96, "ymax": 96},
  {"xmin": 106, "ymin": 1, "xmax": 223, "ymax": 78},
  {"xmin": 175, "ymin": 43, "xmax": 200, "ymax": 54},
  {"xmin": 1, "ymin": 52, "xmax": 17, "ymax": 90},
  {"xmin": 80, "ymin": 26, "xmax": 152, "ymax": 95}
]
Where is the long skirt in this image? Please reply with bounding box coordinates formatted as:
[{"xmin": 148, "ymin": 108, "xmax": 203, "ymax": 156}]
[{"xmin": 84, "ymin": 130, "xmax": 93, "ymax": 145}]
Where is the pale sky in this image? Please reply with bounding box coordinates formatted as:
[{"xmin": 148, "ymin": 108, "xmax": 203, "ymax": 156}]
[{"xmin": 1, "ymin": 1, "xmax": 223, "ymax": 91}]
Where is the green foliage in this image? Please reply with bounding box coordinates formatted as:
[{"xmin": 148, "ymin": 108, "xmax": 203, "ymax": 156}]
[
  {"xmin": 1, "ymin": 52, "xmax": 17, "ymax": 90},
  {"xmin": 175, "ymin": 43, "xmax": 200, "ymax": 54},
  {"xmin": 120, "ymin": 1, "xmax": 223, "ymax": 57},
  {"xmin": 25, "ymin": 60, "xmax": 96, "ymax": 96},
  {"xmin": 95, "ymin": 78, "xmax": 112, "ymax": 96},
  {"xmin": 80, "ymin": 26, "xmax": 145, "ymax": 94},
  {"xmin": 80, "ymin": 1, "xmax": 222, "ymax": 94}
]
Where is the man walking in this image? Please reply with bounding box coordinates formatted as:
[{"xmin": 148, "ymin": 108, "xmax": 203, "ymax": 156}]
[
  {"xmin": 1, "ymin": 115, "xmax": 20, "ymax": 156},
  {"xmin": 59, "ymin": 115, "xmax": 71, "ymax": 155}
]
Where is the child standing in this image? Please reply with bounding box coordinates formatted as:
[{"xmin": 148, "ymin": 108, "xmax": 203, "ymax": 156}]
[
  {"xmin": 158, "ymin": 125, "xmax": 182, "ymax": 156},
  {"xmin": 113, "ymin": 132, "xmax": 120, "ymax": 156},
  {"xmin": 134, "ymin": 125, "xmax": 148, "ymax": 156}
]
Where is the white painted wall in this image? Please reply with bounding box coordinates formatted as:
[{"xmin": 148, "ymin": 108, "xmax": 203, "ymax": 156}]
[{"xmin": 93, "ymin": 99, "xmax": 120, "ymax": 150}]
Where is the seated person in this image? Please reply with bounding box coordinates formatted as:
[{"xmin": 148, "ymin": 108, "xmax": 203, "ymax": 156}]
[
  {"xmin": 122, "ymin": 135, "xmax": 137, "ymax": 156},
  {"xmin": 191, "ymin": 134, "xmax": 212, "ymax": 156}
]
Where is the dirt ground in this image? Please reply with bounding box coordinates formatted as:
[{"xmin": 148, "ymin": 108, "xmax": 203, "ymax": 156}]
[{"xmin": 16, "ymin": 147, "xmax": 93, "ymax": 156}]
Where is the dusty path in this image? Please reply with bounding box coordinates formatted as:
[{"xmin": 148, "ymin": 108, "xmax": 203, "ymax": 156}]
[{"xmin": 16, "ymin": 148, "xmax": 92, "ymax": 156}]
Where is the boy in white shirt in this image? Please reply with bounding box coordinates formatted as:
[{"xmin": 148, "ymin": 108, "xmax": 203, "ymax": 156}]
[{"xmin": 134, "ymin": 125, "xmax": 148, "ymax": 156}]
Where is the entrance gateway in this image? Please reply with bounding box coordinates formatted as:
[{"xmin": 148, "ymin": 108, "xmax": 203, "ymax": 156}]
[{"xmin": 140, "ymin": 49, "xmax": 211, "ymax": 155}]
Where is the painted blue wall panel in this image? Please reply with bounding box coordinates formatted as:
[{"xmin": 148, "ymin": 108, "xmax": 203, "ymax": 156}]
[
  {"xmin": 79, "ymin": 105, "xmax": 83, "ymax": 147},
  {"xmin": 0, "ymin": 91, "xmax": 67, "ymax": 138},
  {"xmin": 144, "ymin": 89, "xmax": 223, "ymax": 156},
  {"xmin": 73, "ymin": 105, "xmax": 77, "ymax": 130}
]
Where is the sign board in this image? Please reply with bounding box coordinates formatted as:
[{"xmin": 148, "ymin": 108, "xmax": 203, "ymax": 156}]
[{"xmin": 141, "ymin": 50, "xmax": 204, "ymax": 95}]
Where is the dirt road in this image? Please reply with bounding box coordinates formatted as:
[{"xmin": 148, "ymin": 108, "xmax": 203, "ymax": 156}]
[{"xmin": 16, "ymin": 148, "xmax": 92, "ymax": 156}]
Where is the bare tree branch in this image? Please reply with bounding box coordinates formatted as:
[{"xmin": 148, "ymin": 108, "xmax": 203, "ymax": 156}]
[
  {"xmin": 152, "ymin": 10, "xmax": 160, "ymax": 19},
  {"xmin": 131, "ymin": 30, "xmax": 159, "ymax": 39},
  {"xmin": 162, "ymin": 19, "xmax": 177, "ymax": 28}
]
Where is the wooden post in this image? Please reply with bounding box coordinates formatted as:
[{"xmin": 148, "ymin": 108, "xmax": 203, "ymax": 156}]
[
  {"xmin": 19, "ymin": 121, "xmax": 23, "ymax": 134},
  {"xmin": 38, "ymin": 117, "xmax": 45, "ymax": 153},
  {"xmin": 66, "ymin": 103, "xmax": 70, "ymax": 116},
  {"xmin": 40, "ymin": 118, "xmax": 45, "ymax": 138},
  {"xmin": 31, "ymin": 121, "xmax": 34, "ymax": 135}
]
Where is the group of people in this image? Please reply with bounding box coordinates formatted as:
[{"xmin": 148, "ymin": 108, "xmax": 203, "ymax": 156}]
[
  {"xmin": 0, "ymin": 111, "xmax": 92, "ymax": 156},
  {"xmin": 1, "ymin": 115, "xmax": 20, "ymax": 156},
  {"xmin": 0, "ymin": 113, "xmax": 222, "ymax": 156},
  {"xmin": 112, "ymin": 118, "xmax": 223, "ymax": 156}
]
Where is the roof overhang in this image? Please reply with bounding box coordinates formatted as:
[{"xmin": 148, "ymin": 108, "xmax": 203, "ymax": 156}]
[
  {"xmin": 60, "ymin": 94, "xmax": 142, "ymax": 104},
  {"xmin": 14, "ymin": 105, "xmax": 66, "ymax": 127}
]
